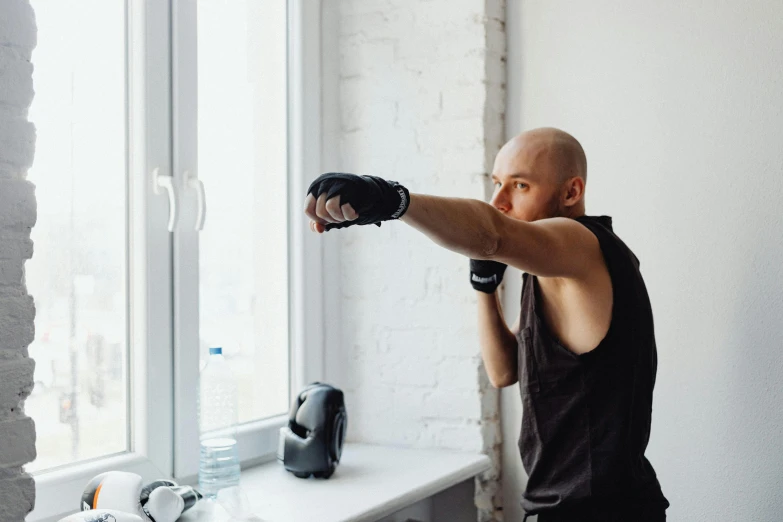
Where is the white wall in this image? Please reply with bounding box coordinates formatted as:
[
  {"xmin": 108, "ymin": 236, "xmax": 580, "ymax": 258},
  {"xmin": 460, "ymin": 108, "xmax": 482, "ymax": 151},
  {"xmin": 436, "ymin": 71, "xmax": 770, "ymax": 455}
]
[
  {"xmin": 321, "ymin": 0, "xmax": 506, "ymax": 519},
  {"xmin": 503, "ymin": 1, "xmax": 783, "ymax": 521},
  {"xmin": 0, "ymin": 0, "xmax": 38, "ymax": 519}
]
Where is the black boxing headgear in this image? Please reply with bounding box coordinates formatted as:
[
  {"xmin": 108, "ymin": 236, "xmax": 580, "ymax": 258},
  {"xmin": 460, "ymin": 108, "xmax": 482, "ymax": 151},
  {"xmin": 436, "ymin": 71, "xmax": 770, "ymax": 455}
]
[{"xmin": 277, "ymin": 382, "xmax": 347, "ymax": 479}]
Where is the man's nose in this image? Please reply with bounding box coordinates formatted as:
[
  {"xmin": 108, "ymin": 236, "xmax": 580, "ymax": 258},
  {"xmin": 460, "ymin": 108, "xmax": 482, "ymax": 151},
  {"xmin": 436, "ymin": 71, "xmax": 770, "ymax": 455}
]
[{"xmin": 490, "ymin": 189, "xmax": 510, "ymax": 213}]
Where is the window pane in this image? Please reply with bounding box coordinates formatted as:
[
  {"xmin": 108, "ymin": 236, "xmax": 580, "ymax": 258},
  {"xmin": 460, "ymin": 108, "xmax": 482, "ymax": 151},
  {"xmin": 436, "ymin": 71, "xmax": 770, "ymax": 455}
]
[
  {"xmin": 25, "ymin": 0, "xmax": 129, "ymax": 472},
  {"xmin": 197, "ymin": 0, "xmax": 290, "ymax": 424}
]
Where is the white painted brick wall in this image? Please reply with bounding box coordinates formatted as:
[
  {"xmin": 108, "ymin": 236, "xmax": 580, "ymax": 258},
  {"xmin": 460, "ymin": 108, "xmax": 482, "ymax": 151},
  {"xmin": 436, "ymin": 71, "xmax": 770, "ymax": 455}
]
[
  {"xmin": 328, "ymin": 1, "xmax": 506, "ymax": 520},
  {"xmin": 0, "ymin": 0, "xmax": 37, "ymax": 520}
]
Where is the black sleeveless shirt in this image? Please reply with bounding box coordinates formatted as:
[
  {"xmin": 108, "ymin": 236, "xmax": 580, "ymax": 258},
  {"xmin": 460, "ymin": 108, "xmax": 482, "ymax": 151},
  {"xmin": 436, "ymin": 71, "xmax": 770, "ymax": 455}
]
[{"xmin": 517, "ymin": 215, "xmax": 669, "ymax": 519}]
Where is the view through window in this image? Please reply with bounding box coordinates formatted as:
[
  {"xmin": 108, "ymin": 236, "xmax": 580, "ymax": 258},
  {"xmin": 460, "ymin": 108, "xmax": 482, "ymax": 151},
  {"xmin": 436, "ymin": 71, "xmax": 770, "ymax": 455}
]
[
  {"xmin": 196, "ymin": 0, "xmax": 290, "ymax": 424},
  {"xmin": 25, "ymin": 0, "xmax": 129, "ymax": 472}
]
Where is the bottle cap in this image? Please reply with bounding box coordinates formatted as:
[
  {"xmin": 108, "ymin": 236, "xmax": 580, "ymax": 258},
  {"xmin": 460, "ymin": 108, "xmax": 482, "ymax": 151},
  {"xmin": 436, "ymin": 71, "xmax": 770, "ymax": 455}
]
[{"xmin": 209, "ymin": 347, "xmax": 223, "ymax": 355}]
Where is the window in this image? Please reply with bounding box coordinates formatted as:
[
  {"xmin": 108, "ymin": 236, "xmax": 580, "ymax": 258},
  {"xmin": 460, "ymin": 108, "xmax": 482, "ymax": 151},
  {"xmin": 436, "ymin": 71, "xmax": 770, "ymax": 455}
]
[
  {"xmin": 26, "ymin": 1, "xmax": 322, "ymax": 519},
  {"xmin": 196, "ymin": 0, "xmax": 289, "ymax": 425}
]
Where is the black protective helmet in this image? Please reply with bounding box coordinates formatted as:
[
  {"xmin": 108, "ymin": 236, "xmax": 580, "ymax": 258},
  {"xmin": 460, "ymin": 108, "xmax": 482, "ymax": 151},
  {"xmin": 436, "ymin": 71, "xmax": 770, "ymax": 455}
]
[{"xmin": 277, "ymin": 382, "xmax": 347, "ymax": 479}]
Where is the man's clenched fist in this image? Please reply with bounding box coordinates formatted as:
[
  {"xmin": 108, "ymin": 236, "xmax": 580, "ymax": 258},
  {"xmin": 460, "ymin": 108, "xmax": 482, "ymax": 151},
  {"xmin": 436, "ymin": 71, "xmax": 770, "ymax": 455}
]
[{"xmin": 304, "ymin": 173, "xmax": 410, "ymax": 232}]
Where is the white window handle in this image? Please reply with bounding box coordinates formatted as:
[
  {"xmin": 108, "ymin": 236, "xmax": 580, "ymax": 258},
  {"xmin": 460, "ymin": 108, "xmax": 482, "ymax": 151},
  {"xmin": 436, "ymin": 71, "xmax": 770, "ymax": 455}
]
[
  {"xmin": 186, "ymin": 171, "xmax": 207, "ymax": 231},
  {"xmin": 152, "ymin": 167, "xmax": 178, "ymax": 232}
]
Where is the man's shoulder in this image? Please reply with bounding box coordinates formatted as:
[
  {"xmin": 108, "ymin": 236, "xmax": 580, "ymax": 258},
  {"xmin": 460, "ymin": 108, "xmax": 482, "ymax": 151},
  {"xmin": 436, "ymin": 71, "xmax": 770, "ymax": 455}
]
[{"xmin": 573, "ymin": 215, "xmax": 641, "ymax": 269}]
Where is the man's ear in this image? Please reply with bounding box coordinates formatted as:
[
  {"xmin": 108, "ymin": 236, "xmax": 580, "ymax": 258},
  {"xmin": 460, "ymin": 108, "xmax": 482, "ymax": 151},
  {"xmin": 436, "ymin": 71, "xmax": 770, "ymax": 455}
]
[{"xmin": 563, "ymin": 177, "xmax": 585, "ymax": 207}]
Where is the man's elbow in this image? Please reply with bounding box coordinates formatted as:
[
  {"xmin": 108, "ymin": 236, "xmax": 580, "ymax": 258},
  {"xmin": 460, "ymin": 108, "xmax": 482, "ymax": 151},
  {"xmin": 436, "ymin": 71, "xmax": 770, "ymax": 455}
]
[
  {"xmin": 475, "ymin": 207, "xmax": 504, "ymax": 260},
  {"xmin": 488, "ymin": 371, "xmax": 518, "ymax": 389}
]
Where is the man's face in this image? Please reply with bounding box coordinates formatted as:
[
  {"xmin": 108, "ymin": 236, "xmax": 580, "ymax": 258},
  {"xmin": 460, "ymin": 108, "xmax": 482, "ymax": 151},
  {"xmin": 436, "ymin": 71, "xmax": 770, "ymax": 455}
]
[{"xmin": 490, "ymin": 136, "xmax": 564, "ymax": 222}]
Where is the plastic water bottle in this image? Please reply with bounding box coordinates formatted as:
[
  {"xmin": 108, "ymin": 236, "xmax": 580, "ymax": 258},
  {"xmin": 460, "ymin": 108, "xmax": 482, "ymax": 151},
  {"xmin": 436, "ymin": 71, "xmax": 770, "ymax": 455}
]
[{"xmin": 198, "ymin": 347, "xmax": 241, "ymax": 499}]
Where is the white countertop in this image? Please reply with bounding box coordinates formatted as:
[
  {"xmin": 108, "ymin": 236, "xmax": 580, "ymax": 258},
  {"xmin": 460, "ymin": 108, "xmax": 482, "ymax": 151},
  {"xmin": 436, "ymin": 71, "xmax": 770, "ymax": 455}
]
[{"xmin": 179, "ymin": 443, "xmax": 491, "ymax": 522}]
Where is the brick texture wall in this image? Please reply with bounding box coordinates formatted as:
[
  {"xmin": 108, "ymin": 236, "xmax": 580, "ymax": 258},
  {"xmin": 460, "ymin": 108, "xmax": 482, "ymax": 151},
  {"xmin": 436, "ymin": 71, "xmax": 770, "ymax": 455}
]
[
  {"xmin": 0, "ymin": 0, "xmax": 37, "ymax": 520},
  {"xmin": 325, "ymin": 1, "xmax": 506, "ymax": 519}
]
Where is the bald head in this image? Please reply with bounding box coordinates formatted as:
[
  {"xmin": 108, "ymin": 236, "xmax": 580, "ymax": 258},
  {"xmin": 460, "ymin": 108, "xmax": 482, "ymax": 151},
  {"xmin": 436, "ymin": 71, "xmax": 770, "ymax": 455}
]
[
  {"xmin": 498, "ymin": 127, "xmax": 587, "ymax": 184},
  {"xmin": 490, "ymin": 127, "xmax": 587, "ymax": 220}
]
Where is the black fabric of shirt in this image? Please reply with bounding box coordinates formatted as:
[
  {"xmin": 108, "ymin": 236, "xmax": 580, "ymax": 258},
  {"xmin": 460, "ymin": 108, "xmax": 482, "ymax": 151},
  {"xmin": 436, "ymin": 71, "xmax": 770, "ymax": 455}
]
[{"xmin": 517, "ymin": 215, "xmax": 669, "ymax": 519}]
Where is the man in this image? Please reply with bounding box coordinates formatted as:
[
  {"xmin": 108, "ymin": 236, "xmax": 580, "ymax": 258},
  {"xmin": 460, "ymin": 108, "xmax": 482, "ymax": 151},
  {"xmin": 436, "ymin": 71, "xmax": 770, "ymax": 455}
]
[{"xmin": 304, "ymin": 127, "xmax": 668, "ymax": 521}]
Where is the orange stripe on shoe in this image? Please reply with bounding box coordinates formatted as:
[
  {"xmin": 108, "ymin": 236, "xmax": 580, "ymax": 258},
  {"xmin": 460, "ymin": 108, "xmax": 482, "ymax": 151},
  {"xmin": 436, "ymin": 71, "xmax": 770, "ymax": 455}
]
[{"xmin": 93, "ymin": 483, "xmax": 103, "ymax": 509}]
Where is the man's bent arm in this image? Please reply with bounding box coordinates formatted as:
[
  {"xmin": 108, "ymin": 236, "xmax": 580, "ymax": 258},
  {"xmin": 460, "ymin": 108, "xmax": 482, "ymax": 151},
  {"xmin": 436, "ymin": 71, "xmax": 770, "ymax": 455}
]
[{"xmin": 477, "ymin": 291, "xmax": 518, "ymax": 388}]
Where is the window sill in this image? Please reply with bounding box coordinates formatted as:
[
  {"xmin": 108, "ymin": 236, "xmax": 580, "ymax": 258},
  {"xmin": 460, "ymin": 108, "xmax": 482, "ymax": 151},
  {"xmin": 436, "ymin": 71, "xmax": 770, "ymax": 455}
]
[{"xmin": 179, "ymin": 443, "xmax": 491, "ymax": 522}]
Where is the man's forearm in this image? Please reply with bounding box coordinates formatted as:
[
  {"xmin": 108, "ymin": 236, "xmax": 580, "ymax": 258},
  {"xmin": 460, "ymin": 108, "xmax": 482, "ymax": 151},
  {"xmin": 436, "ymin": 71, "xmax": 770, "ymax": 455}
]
[
  {"xmin": 476, "ymin": 291, "xmax": 518, "ymax": 388},
  {"xmin": 400, "ymin": 193, "xmax": 504, "ymax": 260}
]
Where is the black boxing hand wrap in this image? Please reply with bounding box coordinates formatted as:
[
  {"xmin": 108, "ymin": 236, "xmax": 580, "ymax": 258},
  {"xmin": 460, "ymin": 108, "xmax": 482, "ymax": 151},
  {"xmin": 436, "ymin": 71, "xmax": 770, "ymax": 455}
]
[
  {"xmin": 469, "ymin": 259, "xmax": 507, "ymax": 293},
  {"xmin": 307, "ymin": 173, "xmax": 410, "ymax": 230}
]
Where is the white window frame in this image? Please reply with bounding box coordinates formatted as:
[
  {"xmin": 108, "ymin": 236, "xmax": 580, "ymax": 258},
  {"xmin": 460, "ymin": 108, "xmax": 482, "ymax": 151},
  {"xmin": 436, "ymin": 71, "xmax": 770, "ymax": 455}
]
[
  {"xmin": 287, "ymin": 0, "xmax": 326, "ymax": 394},
  {"xmin": 169, "ymin": 0, "xmax": 324, "ymax": 481},
  {"xmin": 29, "ymin": 0, "xmax": 324, "ymax": 519}
]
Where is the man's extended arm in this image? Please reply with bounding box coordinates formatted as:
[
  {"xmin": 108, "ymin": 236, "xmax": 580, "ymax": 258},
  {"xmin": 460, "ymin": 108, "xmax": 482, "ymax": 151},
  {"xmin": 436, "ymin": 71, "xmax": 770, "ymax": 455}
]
[
  {"xmin": 304, "ymin": 181, "xmax": 602, "ymax": 278},
  {"xmin": 400, "ymin": 193, "xmax": 601, "ymax": 278}
]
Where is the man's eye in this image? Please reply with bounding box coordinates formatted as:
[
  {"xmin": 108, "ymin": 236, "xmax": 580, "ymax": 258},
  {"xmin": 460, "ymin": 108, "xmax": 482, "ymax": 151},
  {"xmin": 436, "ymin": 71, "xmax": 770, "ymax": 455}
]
[
  {"xmin": 494, "ymin": 181, "xmax": 501, "ymax": 188},
  {"xmin": 516, "ymin": 183, "xmax": 527, "ymax": 189}
]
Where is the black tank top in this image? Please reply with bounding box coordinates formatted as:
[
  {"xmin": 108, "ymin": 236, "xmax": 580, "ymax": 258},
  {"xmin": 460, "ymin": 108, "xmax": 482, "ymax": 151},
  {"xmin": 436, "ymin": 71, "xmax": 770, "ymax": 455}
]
[{"xmin": 517, "ymin": 215, "xmax": 669, "ymax": 519}]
